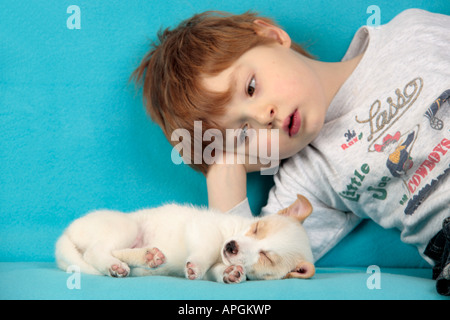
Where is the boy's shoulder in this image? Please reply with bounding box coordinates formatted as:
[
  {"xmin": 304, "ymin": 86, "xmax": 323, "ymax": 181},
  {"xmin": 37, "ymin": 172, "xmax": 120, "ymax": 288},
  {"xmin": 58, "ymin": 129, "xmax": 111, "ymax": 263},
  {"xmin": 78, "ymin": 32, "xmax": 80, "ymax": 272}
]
[{"xmin": 387, "ymin": 8, "xmax": 448, "ymax": 29}]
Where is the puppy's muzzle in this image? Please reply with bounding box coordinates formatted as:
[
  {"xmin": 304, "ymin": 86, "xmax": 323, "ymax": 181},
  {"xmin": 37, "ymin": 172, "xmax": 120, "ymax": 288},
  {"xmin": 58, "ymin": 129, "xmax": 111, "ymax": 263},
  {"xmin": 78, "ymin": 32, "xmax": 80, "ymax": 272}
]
[{"xmin": 224, "ymin": 240, "xmax": 239, "ymax": 256}]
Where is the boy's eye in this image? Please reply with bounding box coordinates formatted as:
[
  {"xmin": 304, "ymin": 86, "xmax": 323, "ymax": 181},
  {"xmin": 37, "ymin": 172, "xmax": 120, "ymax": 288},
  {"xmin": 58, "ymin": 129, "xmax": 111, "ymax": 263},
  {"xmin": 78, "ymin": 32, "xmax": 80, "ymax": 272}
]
[{"xmin": 247, "ymin": 77, "xmax": 256, "ymax": 97}]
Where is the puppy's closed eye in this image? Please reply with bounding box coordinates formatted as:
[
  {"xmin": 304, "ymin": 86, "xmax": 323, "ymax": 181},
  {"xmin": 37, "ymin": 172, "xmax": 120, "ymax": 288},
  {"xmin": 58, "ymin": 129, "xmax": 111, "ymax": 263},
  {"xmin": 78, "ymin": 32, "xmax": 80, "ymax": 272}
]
[
  {"xmin": 259, "ymin": 251, "xmax": 273, "ymax": 265},
  {"xmin": 246, "ymin": 222, "xmax": 260, "ymax": 237},
  {"xmin": 246, "ymin": 221, "xmax": 267, "ymax": 239},
  {"xmin": 253, "ymin": 222, "xmax": 259, "ymax": 234}
]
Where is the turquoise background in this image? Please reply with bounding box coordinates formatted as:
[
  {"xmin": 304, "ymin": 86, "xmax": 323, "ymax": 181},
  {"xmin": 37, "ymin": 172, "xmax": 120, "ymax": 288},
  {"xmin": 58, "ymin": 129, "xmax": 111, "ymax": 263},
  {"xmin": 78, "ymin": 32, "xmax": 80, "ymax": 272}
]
[{"xmin": 1, "ymin": 0, "xmax": 449, "ymax": 269}]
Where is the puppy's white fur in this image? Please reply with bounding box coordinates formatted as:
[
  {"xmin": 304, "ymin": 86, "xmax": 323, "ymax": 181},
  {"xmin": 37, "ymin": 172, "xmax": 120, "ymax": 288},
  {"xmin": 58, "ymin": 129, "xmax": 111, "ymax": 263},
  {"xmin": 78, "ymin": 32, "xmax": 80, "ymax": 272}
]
[{"xmin": 55, "ymin": 195, "xmax": 314, "ymax": 283}]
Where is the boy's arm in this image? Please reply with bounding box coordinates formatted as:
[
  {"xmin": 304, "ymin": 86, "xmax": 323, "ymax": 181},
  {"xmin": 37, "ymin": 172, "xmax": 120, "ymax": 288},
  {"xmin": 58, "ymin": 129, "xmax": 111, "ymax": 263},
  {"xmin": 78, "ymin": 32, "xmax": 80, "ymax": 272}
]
[
  {"xmin": 206, "ymin": 152, "xmax": 266, "ymax": 213},
  {"xmin": 206, "ymin": 162, "xmax": 247, "ymax": 212}
]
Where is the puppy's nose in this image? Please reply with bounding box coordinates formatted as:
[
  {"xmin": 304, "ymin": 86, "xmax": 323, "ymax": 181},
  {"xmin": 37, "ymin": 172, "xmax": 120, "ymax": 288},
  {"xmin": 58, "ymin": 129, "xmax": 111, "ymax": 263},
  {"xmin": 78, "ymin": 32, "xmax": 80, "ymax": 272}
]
[{"xmin": 225, "ymin": 240, "xmax": 239, "ymax": 255}]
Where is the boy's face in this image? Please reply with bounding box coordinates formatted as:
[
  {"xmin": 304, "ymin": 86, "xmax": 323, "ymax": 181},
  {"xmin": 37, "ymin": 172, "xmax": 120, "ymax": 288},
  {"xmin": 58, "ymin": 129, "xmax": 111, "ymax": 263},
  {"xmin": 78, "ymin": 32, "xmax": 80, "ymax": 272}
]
[{"xmin": 201, "ymin": 42, "xmax": 328, "ymax": 163}]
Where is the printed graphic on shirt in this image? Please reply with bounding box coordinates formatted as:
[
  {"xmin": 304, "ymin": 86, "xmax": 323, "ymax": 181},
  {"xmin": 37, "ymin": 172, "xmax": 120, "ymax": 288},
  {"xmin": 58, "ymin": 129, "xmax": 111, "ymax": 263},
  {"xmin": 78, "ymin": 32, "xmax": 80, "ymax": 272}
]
[
  {"xmin": 403, "ymin": 90, "xmax": 450, "ymax": 214},
  {"xmin": 341, "ymin": 130, "xmax": 363, "ymax": 151},
  {"xmin": 338, "ymin": 162, "xmax": 393, "ymax": 202},
  {"xmin": 424, "ymin": 89, "xmax": 450, "ymax": 130},
  {"xmin": 355, "ymin": 77, "xmax": 423, "ymax": 153},
  {"xmin": 373, "ymin": 126, "xmax": 418, "ymax": 178},
  {"xmin": 342, "ymin": 81, "xmax": 449, "ymax": 215},
  {"xmin": 404, "ymin": 137, "xmax": 450, "ymax": 214},
  {"xmin": 338, "ymin": 163, "xmax": 370, "ymax": 202}
]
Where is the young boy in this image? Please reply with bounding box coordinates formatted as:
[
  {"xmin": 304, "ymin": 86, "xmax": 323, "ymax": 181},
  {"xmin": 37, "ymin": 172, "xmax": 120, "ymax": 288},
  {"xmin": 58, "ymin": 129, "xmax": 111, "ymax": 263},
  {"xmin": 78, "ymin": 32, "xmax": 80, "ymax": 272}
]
[{"xmin": 132, "ymin": 9, "xmax": 450, "ymax": 295}]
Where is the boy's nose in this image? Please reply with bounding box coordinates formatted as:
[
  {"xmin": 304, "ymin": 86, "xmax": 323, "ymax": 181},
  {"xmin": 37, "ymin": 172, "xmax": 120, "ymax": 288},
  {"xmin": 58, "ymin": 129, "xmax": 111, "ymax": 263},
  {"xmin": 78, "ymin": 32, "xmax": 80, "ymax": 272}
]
[{"xmin": 254, "ymin": 105, "xmax": 276, "ymax": 128}]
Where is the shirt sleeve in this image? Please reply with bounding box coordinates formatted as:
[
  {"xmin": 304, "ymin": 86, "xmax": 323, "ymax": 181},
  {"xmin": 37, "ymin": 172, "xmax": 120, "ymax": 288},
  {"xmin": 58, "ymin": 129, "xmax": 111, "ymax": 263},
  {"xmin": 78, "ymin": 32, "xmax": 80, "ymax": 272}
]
[{"xmin": 226, "ymin": 197, "xmax": 254, "ymax": 218}]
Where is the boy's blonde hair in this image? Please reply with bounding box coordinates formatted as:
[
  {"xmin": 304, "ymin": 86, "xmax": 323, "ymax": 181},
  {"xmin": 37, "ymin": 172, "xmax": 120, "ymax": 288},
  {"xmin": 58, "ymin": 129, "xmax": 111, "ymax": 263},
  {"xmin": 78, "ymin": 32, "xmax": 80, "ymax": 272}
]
[{"xmin": 131, "ymin": 11, "xmax": 312, "ymax": 174}]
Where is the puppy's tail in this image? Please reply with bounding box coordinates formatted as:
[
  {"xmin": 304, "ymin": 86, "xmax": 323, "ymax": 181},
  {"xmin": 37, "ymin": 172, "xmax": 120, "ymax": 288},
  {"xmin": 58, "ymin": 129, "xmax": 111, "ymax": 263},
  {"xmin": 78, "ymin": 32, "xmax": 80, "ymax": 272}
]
[{"xmin": 55, "ymin": 234, "xmax": 102, "ymax": 275}]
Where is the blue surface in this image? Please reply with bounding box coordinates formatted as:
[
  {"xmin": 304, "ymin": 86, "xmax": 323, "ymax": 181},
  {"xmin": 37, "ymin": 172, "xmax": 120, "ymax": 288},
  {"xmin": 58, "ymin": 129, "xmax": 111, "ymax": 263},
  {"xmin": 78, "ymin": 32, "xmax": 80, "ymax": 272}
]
[
  {"xmin": 0, "ymin": 263, "xmax": 445, "ymax": 300},
  {"xmin": 1, "ymin": 0, "xmax": 449, "ymax": 299}
]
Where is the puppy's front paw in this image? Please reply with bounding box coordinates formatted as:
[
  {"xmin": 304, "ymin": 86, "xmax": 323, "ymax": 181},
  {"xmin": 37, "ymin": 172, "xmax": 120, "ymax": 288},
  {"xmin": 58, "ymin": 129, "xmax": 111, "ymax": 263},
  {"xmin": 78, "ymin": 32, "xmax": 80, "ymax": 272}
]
[
  {"xmin": 145, "ymin": 247, "xmax": 166, "ymax": 268},
  {"xmin": 185, "ymin": 261, "xmax": 204, "ymax": 280},
  {"xmin": 223, "ymin": 265, "xmax": 245, "ymax": 284},
  {"xmin": 109, "ymin": 262, "xmax": 130, "ymax": 278}
]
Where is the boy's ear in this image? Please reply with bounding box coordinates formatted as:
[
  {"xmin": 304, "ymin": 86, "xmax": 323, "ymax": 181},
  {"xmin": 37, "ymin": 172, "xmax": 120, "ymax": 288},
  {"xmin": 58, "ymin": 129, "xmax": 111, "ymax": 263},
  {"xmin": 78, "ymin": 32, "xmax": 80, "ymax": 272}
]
[
  {"xmin": 253, "ymin": 19, "xmax": 291, "ymax": 48},
  {"xmin": 277, "ymin": 194, "xmax": 313, "ymax": 224}
]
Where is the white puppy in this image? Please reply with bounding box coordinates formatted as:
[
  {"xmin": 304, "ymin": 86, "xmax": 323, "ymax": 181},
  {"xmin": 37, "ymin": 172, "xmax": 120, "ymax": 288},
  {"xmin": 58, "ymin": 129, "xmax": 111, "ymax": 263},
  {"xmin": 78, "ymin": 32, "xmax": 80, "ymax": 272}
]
[{"xmin": 55, "ymin": 195, "xmax": 315, "ymax": 283}]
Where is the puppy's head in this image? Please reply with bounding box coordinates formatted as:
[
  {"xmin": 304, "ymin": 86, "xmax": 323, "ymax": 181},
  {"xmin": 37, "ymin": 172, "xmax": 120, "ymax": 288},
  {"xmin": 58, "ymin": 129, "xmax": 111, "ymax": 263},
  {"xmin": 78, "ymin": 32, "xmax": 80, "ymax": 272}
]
[{"xmin": 221, "ymin": 195, "xmax": 315, "ymax": 280}]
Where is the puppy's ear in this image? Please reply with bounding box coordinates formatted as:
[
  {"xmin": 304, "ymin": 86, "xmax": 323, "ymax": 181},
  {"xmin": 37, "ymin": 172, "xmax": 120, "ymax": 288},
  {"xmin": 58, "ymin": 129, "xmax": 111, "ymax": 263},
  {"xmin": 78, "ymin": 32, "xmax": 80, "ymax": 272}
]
[
  {"xmin": 284, "ymin": 261, "xmax": 315, "ymax": 279},
  {"xmin": 277, "ymin": 194, "xmax": 312, "ymax": 223}
]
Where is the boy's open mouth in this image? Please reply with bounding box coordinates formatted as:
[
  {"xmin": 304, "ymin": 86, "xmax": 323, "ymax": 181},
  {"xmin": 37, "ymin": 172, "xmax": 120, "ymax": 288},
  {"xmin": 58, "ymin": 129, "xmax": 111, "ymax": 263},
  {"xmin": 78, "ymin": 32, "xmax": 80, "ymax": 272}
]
[{"xmin": 283, "ymin": 109, "xmax": 301, "ymax": 137}]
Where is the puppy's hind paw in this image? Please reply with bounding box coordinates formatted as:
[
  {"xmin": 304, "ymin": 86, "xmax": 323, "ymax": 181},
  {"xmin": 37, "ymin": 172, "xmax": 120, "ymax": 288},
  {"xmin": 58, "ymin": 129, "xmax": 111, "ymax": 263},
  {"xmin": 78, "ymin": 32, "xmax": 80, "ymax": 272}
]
[
  {"xmin": 223, "ymin": 265, "xmax": 245, "ymax": 284},
  {"xmin": 145, "ymin": 247, "xmax": 166, "ymax": 268},
  {"xmin": 109, "ymin": 263, "xmax": 130, "ymax": 278},
  {"xmin": 185, "ymin": 261, "xmax": 204, "ymax": 280}
]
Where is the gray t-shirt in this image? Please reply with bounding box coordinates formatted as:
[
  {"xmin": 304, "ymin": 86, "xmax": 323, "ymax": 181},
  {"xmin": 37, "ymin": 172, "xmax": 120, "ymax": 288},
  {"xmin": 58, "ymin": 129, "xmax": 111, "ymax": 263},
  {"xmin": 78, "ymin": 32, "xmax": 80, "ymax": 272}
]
[{"xmin": 230, "ymin": 9, "xmax": 450, "ymax": 263}]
